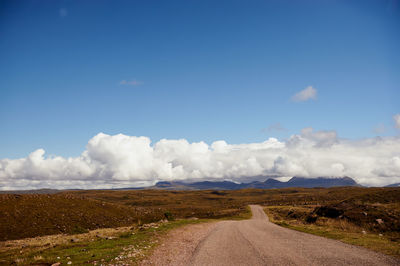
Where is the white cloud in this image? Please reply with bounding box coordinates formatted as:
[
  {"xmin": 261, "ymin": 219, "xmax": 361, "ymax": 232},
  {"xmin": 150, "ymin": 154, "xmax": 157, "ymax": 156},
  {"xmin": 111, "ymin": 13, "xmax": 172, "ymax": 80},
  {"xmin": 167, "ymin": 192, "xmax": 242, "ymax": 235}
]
[
  {"xmin": 59, "ymin": 8, "xmax": 68, "ymax": 17},
  {"xmin": 291, "ymin": 86, "xmax": 317, "ymax": 102},
  {"xmin": 1, "ymin": 130, "xmax": 400, "ymax": 190},
  {"xmin": 394, "ymin": 113, "xmax": 400, "ymax": 129},
  {"xmin": 120, "ymin": 80, "xmax": 143, "ymax": 86}
]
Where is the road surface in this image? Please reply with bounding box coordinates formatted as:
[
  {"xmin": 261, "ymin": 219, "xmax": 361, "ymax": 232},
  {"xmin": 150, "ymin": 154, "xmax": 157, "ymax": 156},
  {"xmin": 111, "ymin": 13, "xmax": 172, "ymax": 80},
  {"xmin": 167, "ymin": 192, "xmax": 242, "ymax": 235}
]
[{"xmin": 145, "ymin": 205, "xmax": 399, "ymax": 265}]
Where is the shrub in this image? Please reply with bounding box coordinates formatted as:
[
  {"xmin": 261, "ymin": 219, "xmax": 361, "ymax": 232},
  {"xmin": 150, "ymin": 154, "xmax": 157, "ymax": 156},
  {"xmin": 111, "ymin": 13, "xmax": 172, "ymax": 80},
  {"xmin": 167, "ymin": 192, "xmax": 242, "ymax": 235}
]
[{"xmin": 164, "ymin": 211, "xmax": 174, "ymax": 221}]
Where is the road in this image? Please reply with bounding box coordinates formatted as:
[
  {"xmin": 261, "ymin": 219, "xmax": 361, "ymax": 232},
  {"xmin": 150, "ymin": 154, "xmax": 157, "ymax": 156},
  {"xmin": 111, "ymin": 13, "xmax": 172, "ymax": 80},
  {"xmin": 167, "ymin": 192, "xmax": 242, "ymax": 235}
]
[{"xmin": 187, "ymin": 205, "xmax": 398, "ymax": 266}]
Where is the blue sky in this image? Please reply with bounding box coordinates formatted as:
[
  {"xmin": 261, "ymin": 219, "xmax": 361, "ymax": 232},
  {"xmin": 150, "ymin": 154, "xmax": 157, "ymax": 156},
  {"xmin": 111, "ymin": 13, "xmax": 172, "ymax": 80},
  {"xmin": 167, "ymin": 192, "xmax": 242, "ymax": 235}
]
[{"xmin": 1, "ymin": 0, "xmax": 399, "ymax": 159}]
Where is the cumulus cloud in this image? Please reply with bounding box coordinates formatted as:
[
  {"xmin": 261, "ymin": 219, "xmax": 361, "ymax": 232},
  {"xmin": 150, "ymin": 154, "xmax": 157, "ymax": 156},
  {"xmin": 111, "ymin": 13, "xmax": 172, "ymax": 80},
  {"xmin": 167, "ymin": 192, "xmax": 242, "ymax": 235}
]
[
  {"xmin": 1, "ymin": 130, "xmax": 400, "ymax": 190},
  {"xmin": 394, "ymin": 113, "xmax": 400, "ymax": 129},
  {"xmin": 291, "ymin": 86, "xmax": 317, "ymax": 102},
  {"xmin": 120, "ymin": 80, "xmax": 143, "ymax": 86}
]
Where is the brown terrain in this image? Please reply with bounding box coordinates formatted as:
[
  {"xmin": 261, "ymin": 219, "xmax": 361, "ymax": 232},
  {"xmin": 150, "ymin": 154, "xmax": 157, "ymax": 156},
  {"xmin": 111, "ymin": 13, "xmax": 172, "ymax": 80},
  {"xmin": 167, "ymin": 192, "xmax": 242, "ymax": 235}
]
[
  {"xmin": 0, "ymin": 194, "xmax": 138, "ymax": 241},
  {"xmin": 1, "ymin": 187, "xmax": 399, "ymax": 241},
  {"xmin": 0, "ymin": 187, "xmax": 399, "ymax": 264},
  {"xmin": 145, "ymin": 205, "xmax": 399, "ymax": 266}
]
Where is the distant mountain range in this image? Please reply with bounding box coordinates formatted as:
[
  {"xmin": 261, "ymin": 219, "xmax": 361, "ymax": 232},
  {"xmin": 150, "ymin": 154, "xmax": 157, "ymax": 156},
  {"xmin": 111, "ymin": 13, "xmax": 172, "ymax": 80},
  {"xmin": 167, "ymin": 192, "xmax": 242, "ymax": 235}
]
[
  {"xmin": 3, "ymin": 177, "xmax": 400, "ymax": 193},
  {"xmin": 385, "ymin": 183, "xmax": 400, "ymax": 187},
  {"xmin": 0, "ymin": 188, "xmax": 60, "ymax": 194},
  {"xmin": 151, "ymin": 176, "xmax": 360, "ymax": 190}
]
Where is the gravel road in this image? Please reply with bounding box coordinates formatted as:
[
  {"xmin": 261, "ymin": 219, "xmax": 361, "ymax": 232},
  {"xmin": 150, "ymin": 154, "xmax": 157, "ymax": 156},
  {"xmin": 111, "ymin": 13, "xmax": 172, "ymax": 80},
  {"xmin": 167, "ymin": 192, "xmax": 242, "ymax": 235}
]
[{"xmin": 144, "ymin": 205, "xmax": 399, "ymax": 266}]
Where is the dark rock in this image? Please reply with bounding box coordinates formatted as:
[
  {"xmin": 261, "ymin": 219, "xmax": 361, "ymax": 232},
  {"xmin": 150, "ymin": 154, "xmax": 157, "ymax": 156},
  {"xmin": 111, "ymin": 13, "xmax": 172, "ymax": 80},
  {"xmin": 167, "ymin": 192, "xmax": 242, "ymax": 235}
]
[
  {"xmin": 314, "ymin": 206, "xmax": 344, "ymax": 218},
  {"xmin": 305, "ymin": 214, "xmax": 318, "ymax": 223}
]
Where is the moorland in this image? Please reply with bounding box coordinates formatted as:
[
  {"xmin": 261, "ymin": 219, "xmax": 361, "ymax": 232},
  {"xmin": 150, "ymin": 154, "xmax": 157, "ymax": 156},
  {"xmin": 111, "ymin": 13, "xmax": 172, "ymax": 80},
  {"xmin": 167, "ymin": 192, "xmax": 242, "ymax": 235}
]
[{"xmin": 0, "ymin": 186, "xmax": 399, "ymax": 264}]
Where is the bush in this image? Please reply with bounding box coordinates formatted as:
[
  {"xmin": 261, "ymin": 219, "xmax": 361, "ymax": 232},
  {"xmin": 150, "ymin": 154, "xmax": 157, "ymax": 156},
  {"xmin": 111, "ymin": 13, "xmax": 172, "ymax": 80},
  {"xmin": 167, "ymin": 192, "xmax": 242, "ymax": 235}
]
[{"xmin": 164, "ymin": 211, "xmax": 174, "ymax": 221}]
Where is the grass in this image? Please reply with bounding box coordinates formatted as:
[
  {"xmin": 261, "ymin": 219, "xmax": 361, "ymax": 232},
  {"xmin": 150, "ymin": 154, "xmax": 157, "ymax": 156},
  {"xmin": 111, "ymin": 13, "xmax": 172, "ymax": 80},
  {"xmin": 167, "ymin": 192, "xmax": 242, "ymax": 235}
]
[
  {"xmin": 0, "ymin": 206, "xmax": 252, "ymax": 265},
  {"xmin": 2, "ymin": 187, "xmax": 399, "ymax": 241},
  {"xmin": 1, "ymin": 187, "xmax": 399, "ymax": 263},
  {"xmin": 264, "ymin": 206, "xmax": 400, "ymax": 258},
  {"xmin": 0, "ymin": 219, "xmax": 205, "ymax": 265}
]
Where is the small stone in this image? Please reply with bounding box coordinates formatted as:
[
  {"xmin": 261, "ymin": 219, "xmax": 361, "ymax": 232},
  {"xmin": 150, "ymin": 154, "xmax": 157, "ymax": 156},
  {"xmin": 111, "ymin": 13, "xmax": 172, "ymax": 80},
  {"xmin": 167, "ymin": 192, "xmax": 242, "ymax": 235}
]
[
  {"xmin": 51, "ymin": 263, "xmax": 61, "ymax": 266},
  {"xmin": 362, "ymin": 230, "xmax": 367, "ymax": 234},
  {"xmin": 379, "ymin": 233, "xmax": 383, "ymax": 236},
  {"xmin": 376, "ymin": 218, "xmax": 384, "ymax": 225},
  {"xmin": 67, "ymin": 261, "xmax": 72, "ymax": 265}
]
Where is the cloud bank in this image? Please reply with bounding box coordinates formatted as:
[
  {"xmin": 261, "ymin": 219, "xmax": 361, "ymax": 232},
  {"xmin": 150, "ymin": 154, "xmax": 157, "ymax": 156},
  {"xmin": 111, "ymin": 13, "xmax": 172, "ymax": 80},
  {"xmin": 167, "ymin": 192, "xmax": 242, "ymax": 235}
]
[
  {"xmin": 1, "ymin": 129, "xmax": 400, "ymax": 190},
  {"xmin": 291, "ymin": 86, "xmax": 317, "ymax": 102}
]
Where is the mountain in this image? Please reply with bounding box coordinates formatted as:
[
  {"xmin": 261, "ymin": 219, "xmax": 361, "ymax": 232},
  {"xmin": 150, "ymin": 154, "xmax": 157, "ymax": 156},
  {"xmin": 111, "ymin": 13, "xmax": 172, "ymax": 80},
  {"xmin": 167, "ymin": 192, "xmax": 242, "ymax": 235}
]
[
  {"xmin": 152, "ymin": 176, "xmax": 359, "ymax": 190},
  {"xmin": 285, "ymin": 176, "xmax": 358, "ymax": 188},
  {"xmin": 246, "ymin": 178, "xmax": 286, "ymax": 189},
  {"xmin": 385, "ymin": 183, "xmax": 400, "ymax": 187},
  {"xmin": 153, "ymin": 180, "xmax": 245, "ymax": 190},
  {"xmin": 186, "ymin": 181, "xmax": 245, "ymax": 190},
  {"xmin": 0, "ymin": 188, "xmax": 60, "ymax": 194}
]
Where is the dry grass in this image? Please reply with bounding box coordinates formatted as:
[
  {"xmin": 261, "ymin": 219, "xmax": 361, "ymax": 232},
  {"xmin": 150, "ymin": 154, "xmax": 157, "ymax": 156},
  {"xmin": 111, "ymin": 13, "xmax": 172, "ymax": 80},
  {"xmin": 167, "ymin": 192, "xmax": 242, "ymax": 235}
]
[
  {"xmin": 1, "ymin": 187, "xmax": 399, "ymax": 241},
  {"xmin": 264, "ymin": 205, "xmax": 400, "ymax": 258},
  {"xmin": 0, "ymin": 220, "xmax": 186, "ymax": 265},
  {"xmin": 0, "ymin": 194, "xmax": 139, "ymax": 241},
  {"xmin": 0, "ymin": 211, "xmax": 251, "ymax": 265}
]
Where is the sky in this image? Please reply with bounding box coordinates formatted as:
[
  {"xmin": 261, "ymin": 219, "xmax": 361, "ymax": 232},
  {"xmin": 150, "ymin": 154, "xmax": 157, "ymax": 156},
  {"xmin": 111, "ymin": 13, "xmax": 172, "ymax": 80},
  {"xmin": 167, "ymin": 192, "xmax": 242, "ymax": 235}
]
[{"xmin": 0, "ymin": 0, "xmax": 399, "ymax": 189}]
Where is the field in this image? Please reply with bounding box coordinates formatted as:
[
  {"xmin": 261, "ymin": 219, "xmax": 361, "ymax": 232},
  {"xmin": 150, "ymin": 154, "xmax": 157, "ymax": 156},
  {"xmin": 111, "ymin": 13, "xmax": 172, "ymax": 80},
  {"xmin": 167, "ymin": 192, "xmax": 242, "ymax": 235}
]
[
  {"xmin": 0, "ymin": 187, "xmax": 399, "ymax": 264},
  {"xmin": 263, "ymin": 187, "xmax": 400, "ymax": 257}
]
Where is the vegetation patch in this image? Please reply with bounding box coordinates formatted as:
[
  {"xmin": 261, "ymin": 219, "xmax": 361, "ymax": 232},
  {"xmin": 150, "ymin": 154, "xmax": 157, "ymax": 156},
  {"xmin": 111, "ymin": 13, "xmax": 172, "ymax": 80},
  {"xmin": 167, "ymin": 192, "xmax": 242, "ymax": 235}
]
[
  {"xmin": 264, "ymin": 203, "xmax": 400, "ymax": 258},
  {"xmin": 0, "ymin": 219, "xmax": 208, "ymax": 265},
  {"xmin": 0, "ymin": 207, "xmax": 251, "ymax": 265},
  {"xmin": 1, "ymin": 187, "xmax": 399, "ymax": 262}
]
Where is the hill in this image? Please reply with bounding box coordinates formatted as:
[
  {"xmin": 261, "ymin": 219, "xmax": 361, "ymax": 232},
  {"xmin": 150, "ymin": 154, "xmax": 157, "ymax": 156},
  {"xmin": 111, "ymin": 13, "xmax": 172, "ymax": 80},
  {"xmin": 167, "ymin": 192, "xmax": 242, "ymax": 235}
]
[
  {"xmin": 386, "ymin": 183, "xmax": 400, "ymax": 187},
  {"xmin": 152, "ymin": 176, "xmax": 360, "ymax": 190},
  {"xmin": 0, "ymin": 194, "xmax": 139, "ymax": 241}
]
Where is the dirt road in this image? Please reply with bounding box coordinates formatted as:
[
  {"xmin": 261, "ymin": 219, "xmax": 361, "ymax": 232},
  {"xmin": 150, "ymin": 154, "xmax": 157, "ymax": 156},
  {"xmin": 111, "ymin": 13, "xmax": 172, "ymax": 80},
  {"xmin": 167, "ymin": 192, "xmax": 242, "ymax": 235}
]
[{"xmin": 145, "ymin": 205, "xmax": 399, "ymax": 266}]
